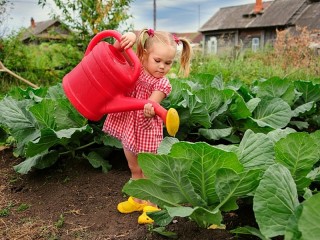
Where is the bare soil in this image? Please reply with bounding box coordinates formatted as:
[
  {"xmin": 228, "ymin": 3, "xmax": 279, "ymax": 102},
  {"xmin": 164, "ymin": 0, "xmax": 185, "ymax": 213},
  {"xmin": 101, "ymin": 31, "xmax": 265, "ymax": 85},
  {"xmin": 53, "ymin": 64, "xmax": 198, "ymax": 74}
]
[{"xmin": 0, "ymin": 148, "xmax": 259, "ymax": 239}]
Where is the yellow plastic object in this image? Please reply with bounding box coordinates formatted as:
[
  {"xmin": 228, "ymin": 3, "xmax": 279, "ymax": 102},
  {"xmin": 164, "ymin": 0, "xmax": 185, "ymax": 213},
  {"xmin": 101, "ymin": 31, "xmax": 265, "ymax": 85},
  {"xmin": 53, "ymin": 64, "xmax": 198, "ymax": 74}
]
[
  {"xmin": 117, "ymin": 196, "xmax": 147, "ymax": 213},
  {"xmin": 165, "ymin": 108, "xmax": 180, "ymax": 136},
  {"xmin": 138, "ymin": 206, "xmax": 161, "ymax": 224}
]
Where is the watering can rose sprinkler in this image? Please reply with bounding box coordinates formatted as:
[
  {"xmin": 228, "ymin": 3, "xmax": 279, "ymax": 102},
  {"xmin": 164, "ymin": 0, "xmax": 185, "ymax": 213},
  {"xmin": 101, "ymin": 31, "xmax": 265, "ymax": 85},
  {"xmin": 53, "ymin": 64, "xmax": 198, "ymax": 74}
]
[{"xmin": 62, "ymin": 30, "xmax": 179, "ymax": 136}]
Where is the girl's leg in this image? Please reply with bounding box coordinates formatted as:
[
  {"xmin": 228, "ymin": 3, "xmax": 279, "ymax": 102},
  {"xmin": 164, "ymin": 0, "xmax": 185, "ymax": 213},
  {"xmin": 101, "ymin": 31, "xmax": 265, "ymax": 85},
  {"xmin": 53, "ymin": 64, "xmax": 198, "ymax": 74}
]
[
  {"xmin": 117, "ymin": 148, "xmax": 147, "ymax": 213},
  {"xmin": 123, "ymin": 148, "xmax": 144, "ymax": 180},
  {"xmin": 118, "ymin": 148, "xmax": 160, "ymax": 223},
  {"xmin": 123, "ymin": 148, "xmax": 157, "ymax": 206},
  {"xmin": 122, "ymin": 148, "xmax": 145, "ymax": 204}
]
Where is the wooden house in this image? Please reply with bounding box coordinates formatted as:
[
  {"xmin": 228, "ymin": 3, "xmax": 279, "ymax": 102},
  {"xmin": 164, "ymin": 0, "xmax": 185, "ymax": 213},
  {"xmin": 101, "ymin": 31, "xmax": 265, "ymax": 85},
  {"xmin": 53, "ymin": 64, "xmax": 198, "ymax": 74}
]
[
  {"xmin": 199, "ymin": 0, "xmax": 320, "ymax": 54},
  {"xmin": 21, "ymin": 18, "xmax": 71, "ymax": 44}
]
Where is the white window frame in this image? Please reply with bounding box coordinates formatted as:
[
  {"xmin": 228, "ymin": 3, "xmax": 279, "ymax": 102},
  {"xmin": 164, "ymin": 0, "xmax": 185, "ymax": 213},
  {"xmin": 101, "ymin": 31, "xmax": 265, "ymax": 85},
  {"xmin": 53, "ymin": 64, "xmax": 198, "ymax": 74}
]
[
  {"xmin": 252, "ymin": 37, "xmax": 260, "ymax": 52},
  {"xmin": 207, "ymin": 36, "xmax": 217, "ymax": 54}
]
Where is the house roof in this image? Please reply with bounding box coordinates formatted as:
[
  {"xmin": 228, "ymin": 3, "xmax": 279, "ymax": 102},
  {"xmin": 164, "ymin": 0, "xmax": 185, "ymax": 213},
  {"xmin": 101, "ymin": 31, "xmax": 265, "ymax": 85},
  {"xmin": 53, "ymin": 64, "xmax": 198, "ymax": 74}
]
[
  {"xmin": 21, "ymin": 18, "xmax": 70, "ymax": 42},
  {"xmin": 294, "ymin": 2, "xmax": 320, "ymax": 30},
  {"xmin": 249, "ymin": 0, "xmax": 306, "ymax": 27},
  {"xmin": 173, "ymin": 32, "xmax": 203, "ymax": 44},
  {"xmin": 199, "ymin": 0, "xmax": 319, "ymax": 32}
]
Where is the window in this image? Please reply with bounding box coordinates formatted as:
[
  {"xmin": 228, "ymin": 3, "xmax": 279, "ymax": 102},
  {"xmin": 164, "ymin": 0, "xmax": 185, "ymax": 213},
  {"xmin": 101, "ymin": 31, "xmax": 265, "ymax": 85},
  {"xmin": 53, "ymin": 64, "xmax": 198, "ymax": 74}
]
[
  {"xmin": 207, "ymin": 37, "xmax": 217, "ymax": 54},
  {"xmin": 252, "ymin": 37, "xmax": 260, "ymax": 52}
]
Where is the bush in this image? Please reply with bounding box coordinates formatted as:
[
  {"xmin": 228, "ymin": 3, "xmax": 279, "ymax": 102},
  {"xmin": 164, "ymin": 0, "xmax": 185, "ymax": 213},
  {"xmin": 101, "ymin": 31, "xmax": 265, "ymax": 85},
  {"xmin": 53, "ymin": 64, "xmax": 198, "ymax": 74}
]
[{"xmin": 0, "ymin": 34, "xmax": 83, "ymax": 97}]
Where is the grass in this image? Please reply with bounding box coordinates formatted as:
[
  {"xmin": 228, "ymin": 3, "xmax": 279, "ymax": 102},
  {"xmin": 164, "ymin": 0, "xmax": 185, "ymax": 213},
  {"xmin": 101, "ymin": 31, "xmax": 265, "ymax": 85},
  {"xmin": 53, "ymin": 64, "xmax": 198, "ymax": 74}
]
[
  {"xmin": 16, "ymin": 203, "xmax": 30, "ymax": 212},
  {"xmin": 188, "ymin": 46, "xmax": 320, "ymax": 84},
  {"xmin": 54, "ymin": 214, "xmax": 65, "ymax": 228},
  {"xmin": 0, "ymin": 205, "xmax": 11, "ymax": 217}
]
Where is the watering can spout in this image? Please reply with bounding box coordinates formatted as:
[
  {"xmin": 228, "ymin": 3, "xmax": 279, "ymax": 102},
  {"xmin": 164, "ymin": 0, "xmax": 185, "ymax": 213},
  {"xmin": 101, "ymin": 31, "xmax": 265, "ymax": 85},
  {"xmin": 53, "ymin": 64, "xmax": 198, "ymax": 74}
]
[{"xmin": 104, "ymin": 96, "xmax": 179, "ymax": 136}]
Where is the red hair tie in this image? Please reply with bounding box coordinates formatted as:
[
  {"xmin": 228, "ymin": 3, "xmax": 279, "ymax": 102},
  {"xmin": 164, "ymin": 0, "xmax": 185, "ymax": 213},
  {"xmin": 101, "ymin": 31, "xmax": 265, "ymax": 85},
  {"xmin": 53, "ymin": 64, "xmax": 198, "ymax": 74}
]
[
  {"xmin": 173, "ymin": 34, "xmax": 180, "ymax": 45},
  {"xmin": 147, "ymin": 29, "xmax": 154, "ymax": 37}
]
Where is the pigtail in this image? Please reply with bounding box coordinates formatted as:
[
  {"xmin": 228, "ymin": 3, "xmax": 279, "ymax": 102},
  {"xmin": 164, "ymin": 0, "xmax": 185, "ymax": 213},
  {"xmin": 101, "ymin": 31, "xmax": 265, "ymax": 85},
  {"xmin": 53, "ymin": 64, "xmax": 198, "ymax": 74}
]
[
  {"xmin": 136, "ymin": 28, "xmax": 148, "ymax": 62},
  {"xmin": 178, "ymin": 38, "xmax": 192, "ymax": 78}
]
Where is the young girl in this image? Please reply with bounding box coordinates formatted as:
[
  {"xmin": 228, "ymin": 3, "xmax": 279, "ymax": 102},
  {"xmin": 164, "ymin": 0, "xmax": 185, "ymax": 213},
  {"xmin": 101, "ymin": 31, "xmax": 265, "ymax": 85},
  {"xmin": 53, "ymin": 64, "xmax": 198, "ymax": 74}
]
[{"xmin": 102, "ymin": 28, "xmax": 192, "ymax": 224}]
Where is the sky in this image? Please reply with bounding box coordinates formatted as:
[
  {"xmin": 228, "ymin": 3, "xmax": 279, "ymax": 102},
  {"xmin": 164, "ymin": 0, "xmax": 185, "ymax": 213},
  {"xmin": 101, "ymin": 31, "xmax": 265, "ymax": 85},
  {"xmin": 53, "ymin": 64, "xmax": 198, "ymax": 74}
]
[{"xmin": 3, "ymin": 0, "xmax": 256, "ymax": 34}]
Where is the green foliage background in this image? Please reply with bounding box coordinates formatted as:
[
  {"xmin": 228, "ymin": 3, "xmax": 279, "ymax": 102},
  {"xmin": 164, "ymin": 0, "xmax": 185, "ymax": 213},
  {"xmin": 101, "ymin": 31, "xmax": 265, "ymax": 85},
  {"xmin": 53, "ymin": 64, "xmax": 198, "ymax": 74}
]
[{"xmin": 0, "ymin": 36, "xmax": 83, "ymax": 96}]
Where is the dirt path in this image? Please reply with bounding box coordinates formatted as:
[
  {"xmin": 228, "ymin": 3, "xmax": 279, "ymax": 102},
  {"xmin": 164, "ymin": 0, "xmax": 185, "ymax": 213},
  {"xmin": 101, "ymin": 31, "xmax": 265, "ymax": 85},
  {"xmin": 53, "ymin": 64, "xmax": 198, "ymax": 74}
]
[{"xmin": 0, "ymin": 148, "xmax": 256, "ymax": 239}]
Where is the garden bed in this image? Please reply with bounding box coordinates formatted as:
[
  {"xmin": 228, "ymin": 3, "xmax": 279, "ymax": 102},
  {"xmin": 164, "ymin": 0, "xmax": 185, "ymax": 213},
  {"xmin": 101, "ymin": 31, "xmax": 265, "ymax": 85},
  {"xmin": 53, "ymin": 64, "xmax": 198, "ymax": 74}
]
[{"xmin": 0, "ymin": 148, "xmax": 259, "ymax": 239}]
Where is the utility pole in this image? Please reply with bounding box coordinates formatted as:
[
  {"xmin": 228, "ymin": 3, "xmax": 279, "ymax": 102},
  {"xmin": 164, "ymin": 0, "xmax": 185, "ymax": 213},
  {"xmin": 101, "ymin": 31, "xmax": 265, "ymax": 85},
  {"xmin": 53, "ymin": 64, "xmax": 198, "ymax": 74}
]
[
  {"xmin": 153, "ymin": 0, "xmax": 156, "ymax": 30},
  {"xmin": 198, "ymin": 5, "xmax": 200, "ymax": 29}
]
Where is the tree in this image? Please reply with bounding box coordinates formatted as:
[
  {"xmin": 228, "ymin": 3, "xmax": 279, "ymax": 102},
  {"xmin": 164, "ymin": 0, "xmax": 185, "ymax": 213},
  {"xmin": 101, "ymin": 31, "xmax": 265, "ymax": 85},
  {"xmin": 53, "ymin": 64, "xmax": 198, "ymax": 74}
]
[
  {"xmin": 38, "ymin": 0, "xmax": 134, "ymax": 47},
  {"xmin": 0, "ymin": 0, "xmax": 13, "ymax": 37}
]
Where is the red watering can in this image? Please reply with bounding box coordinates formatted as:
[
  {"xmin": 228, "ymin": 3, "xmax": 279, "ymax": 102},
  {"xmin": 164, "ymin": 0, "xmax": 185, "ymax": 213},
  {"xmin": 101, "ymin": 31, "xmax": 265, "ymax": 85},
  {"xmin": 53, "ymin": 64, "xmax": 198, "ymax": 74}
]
[{"xmin": 62, "ymin": 30, "xmax": 179, "ymax": 136}]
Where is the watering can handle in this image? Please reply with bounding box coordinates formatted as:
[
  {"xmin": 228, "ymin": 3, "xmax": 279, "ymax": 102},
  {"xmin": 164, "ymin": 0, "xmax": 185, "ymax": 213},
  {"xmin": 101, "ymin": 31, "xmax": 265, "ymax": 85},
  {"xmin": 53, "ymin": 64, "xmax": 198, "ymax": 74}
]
[{"xmin": 84, "ymin": 30, "xmax": 140, "ymax": 74}]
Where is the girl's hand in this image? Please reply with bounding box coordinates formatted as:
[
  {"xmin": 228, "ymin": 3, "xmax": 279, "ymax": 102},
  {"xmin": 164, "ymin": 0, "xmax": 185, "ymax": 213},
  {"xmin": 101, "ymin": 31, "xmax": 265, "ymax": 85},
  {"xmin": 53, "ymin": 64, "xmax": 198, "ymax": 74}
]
[
  {"xmin": 144, "ymin": 103, "xmax": 155, "ymax": 118},
  {"xmin": 120, "ymin": 32, "xmax": 136, "ymax": 50}
]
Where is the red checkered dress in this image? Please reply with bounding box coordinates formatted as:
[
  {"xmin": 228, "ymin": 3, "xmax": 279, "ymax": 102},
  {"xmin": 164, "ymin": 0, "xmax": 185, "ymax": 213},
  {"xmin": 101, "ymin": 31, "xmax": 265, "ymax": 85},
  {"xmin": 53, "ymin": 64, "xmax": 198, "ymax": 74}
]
[{"xmin": 102, "ymin": 68, "xmax": 172, "ymax": 154}]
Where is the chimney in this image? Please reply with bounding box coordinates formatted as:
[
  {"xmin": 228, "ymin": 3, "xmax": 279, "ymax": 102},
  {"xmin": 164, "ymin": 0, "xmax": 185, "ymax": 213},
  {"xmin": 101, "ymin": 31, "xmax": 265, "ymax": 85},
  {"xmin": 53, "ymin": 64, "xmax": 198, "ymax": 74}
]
[
  {"xmin": 253, "ymin": 0, "xmax": 263, "ymax": 14},
  {"xmin": 31, "ymin": 17, "xmax": 36, "ymax": 28}
]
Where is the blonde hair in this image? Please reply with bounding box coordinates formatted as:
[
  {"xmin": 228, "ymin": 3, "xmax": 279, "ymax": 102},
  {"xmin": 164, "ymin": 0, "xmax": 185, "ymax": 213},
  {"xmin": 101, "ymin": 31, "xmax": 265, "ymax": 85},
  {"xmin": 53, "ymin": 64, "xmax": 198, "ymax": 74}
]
[{"xmin": 136, "ymin": 28, "xmax": 192, "ymax": 77}]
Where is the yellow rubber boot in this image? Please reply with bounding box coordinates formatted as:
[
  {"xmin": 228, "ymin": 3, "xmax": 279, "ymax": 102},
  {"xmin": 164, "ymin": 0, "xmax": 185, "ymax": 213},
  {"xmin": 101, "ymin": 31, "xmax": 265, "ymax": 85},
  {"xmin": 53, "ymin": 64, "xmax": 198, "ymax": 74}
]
[
  {"xmin": 138, "ymin": 206, "xmax": 161, "ymax": 224},
  {"xmin": 117, "ymin": 197, "xmax": 148, "ymax": 214}
]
